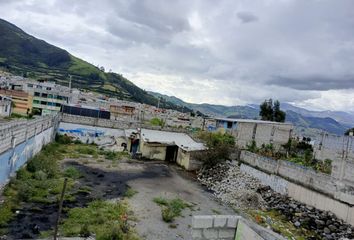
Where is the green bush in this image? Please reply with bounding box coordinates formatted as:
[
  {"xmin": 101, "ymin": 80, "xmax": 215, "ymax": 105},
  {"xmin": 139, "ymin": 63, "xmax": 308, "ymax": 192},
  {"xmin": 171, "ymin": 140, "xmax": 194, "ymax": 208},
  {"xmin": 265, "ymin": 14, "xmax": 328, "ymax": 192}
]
[
  {"xmin": 246, "ymin": 140, "xmax": 258, "ymax": 152},
  {"xmin": 195, "ymin": 131, "xmax": 235, "ymax": 167},
  {"xmin": 150, "ymin": 117, "xmax": 165, "ymax": 127}
]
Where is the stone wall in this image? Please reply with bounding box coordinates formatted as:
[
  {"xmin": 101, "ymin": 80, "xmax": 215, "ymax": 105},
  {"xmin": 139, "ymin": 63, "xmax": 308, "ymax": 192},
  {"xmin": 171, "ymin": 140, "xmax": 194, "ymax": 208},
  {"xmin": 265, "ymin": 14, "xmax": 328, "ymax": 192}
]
[
  {"xmin": 192, "ymin": 215, "xmax": 285, "ymax": 240},
  {"xmin": 0, "ymin": 115, "xmax": 58, "ymax": 188}
]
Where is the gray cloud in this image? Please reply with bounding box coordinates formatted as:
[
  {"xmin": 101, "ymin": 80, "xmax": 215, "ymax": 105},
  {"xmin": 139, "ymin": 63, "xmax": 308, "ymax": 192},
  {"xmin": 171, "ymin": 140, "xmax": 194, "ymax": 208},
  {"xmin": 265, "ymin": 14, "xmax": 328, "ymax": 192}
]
[
  {"xmin": 236, "ymin": 11, "xmax": 258, "ymax": 23},
  {"xmin": 0, "ymin": 0, "xmax": 354, "ymax": 111}
]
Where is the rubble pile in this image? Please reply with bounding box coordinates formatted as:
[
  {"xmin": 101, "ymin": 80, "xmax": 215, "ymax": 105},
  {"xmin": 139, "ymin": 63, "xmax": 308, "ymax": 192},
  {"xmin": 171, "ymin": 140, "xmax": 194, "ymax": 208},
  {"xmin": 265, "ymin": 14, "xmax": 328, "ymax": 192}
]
[
  {"xmin": 259, "ymin": 186, "xmax": 354, "ymax": 240},
  {"xmin": 198, "ymin": 161, "xmax": 354, "ymax": 240},
  {"xmin": 197, "ymin": 162, "xmax": 265, "ymax": 209}
]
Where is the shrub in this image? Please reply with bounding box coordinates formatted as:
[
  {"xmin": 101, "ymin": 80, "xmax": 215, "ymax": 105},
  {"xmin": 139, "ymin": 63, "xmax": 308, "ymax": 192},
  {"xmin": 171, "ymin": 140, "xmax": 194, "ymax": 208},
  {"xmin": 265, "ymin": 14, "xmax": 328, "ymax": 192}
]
[
  {"xmin": 55, "ymin": 134, "xmax": 73, "ymax": 144},
  {"xmin": 195, "ymin": 131, "xmax": 235, "ymax": 167},
  {"xmin": 161, "ymin": 207, "xmax": 175, "ymax": 222},
  {"xmin": 315, "ymin": 159, "xmax": 332, "ymax": 174},
  {"xmin": 246, "ymin": 140, "xmax": 258, "ymax": 152},
  {"xmin": 150, "ymin": 117, "xmax": 165, "ymax": 127}
]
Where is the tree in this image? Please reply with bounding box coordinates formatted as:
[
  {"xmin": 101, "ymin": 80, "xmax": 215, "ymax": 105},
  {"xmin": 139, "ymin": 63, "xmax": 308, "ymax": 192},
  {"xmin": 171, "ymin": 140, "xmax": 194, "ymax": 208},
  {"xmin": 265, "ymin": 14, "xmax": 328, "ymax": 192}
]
[
  {"xmin": 195, "ymin": 132, "xmax": 235, "ymax": 167},
  {"xmin": 260, "ymin": 99, "xmax": 274, "ymax": 121},
  {"xmin": 273, "ymin": 100, "xmax": 286, "ymax": 122},
  {"xmin": 345, "ymin": 128, "xmax": 354, "ymax": 136},
  {"xmin": 259, "ymin": 99, "xmax": 286, "ymax": 122}
]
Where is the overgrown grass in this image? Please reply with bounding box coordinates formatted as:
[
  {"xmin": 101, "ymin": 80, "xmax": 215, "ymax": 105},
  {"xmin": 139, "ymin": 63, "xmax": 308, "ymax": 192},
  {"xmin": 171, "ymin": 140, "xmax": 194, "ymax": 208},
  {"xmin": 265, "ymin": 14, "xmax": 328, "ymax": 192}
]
[
  {"xmin": 60, "ymin": 200, "xmax": 139, "ymax": 240},
  {"xmin": 0, "ymin": 135, "xmax": 136, "ymax": 238},
  {"xmin": 153, "ymin": 197, "xmax": 192, "ymax": 222},
  {"xmin": 64, "ymin": 167, "xmax": 82, "ymax": 179},
  {"xmin": 0, "ymin": 141, "xmax": 75, "ymax": 231},
  {"xmin": 0, "ymin": 136, "xmax": 84, "ymax": 234},
  {"xmin": 247, "ymin": 209, "xmax": 319, "ymax": 240}
]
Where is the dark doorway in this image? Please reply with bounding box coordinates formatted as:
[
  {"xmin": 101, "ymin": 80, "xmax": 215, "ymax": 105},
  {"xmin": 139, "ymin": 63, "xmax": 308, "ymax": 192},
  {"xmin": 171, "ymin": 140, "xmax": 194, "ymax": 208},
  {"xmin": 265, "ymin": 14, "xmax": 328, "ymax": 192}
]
[{"xmin": 165, "ymin": 145, "xmax": 178, "ymax": 162}]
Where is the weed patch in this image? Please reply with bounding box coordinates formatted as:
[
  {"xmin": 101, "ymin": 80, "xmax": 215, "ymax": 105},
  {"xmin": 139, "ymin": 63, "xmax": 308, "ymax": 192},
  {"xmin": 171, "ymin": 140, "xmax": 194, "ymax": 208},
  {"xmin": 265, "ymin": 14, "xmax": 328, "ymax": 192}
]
[
  {"xmin": 60, "ymin": 200, "xmax": 139, "ymax": 240},
  {"xmin": 153, "ymin": 197, "xmax": 192, "ymax": 223},
  {"xmin": 123, "ymin": 187, "xmax": 138, "ymax": 198}
]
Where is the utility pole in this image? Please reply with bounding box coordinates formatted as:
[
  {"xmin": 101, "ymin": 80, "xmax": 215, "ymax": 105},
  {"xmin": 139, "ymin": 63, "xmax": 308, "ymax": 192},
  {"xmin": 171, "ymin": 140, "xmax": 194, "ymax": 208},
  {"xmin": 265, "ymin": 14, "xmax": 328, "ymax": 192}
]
[
  {"xmin": 157, "ymin": 97, "xmax": 160, "ymax": 109},
  {"xmin": 68, "ymin": 75, "xmax": 72, "ymax": 93},
  {"xmin": 54, "ymin": 178, "xmax": 68, "ymax": 240}
]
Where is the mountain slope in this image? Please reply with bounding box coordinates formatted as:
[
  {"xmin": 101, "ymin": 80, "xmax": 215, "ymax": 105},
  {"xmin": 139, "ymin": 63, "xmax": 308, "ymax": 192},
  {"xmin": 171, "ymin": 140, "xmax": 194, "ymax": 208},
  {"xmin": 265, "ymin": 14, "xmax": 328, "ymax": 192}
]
[
  {"xmin": 150, "ymin": 91, "xmax": 349, "ymax": 135},
  {"xmin": 0, "ymin": 18, "xmax": 183, "ymax": 109},
  {"xmin": 280, "ymin": 103, "xmax": 354, "ymax": 127},
  {"xmin": 149, "ymin": 91, "xmax": 259, "ymax": 118}
]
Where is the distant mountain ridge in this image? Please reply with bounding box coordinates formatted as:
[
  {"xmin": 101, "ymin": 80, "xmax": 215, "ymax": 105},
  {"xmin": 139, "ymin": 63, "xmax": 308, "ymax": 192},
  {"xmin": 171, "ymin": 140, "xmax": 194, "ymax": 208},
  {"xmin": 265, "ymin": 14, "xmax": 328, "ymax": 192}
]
[{"xmin": 149, "ymin": 91, "xmax": 352, "ymax": 135}]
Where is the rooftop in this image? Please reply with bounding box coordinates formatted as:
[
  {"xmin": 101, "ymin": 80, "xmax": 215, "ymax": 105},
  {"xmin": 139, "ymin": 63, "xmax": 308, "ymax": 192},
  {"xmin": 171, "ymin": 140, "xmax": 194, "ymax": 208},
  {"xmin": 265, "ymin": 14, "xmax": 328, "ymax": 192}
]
[{"xmin": 140, "ymin": 128, "xmax": 206, "ymax": 152}]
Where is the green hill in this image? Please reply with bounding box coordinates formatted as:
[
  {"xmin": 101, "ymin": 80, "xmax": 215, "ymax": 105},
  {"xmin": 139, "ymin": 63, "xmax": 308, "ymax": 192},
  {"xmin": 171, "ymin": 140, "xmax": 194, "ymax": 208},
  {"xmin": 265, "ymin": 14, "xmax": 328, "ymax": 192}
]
[{"xmin": 0, "ymin": 18, "xmax": 181, "ymax": 109}]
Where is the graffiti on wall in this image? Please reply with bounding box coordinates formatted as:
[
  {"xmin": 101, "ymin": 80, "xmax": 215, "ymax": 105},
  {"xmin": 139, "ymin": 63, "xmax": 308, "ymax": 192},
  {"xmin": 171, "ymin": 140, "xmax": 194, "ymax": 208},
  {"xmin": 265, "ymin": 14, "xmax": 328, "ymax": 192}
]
[
  {"xmin": 58, "ymin": 122, "xmax": 126, "ymax": 148},
  {"xmin": 0, "ymin": 127, "xmax": 54, "ymax": 187}
]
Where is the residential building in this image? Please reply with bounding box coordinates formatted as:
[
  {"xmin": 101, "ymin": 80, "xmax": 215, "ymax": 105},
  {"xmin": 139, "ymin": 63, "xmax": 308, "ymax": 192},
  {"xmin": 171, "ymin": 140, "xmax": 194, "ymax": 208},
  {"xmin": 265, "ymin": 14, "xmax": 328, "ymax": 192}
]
[
  {"xmin": 0, "ymin": 89, "xmax": 32, "ymax": 115},
  {"xmin": 0, "ymin": 96, "xmax": 12, "ymax": 117},
  {"xmin": 32, "ymin": 89, "xmax": 70, "ymax": 115},
  {"xmin": 110, "ymin": 104, "xmax": 136, "ymax": 120},
  {"xmin": 214, "ymin": 118, "xmax": 293, "ymax": 149}
]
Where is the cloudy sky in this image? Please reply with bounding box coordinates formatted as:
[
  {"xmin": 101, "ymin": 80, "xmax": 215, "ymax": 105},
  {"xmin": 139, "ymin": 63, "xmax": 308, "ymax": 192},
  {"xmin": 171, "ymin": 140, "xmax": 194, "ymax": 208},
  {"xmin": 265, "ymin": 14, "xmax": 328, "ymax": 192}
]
[{"xmin": 1, "ymin": 0, "xmax": 354, "ymax": 111}]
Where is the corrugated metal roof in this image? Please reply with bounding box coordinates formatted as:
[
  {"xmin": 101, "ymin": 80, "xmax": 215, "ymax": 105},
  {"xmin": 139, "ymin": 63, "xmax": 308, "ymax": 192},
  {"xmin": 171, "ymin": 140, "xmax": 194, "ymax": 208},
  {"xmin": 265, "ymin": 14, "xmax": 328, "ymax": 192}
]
[
  {"xmin": 214, "ymin": 117, "xmax": 293, "ymax": 125},
  {"xmin": 140, "ymin": 128, "xmax": 206, "ymax": 152}
]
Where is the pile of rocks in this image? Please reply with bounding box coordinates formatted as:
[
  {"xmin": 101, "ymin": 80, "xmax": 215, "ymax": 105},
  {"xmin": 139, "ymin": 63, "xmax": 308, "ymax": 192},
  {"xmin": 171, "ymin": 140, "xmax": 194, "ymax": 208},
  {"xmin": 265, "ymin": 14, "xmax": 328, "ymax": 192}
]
[
  {"xmin": 197, "ymin": 161, "xmax": 265, "ymax": 209},
  {"xmin": 198, "ymin": 161, "xmax": 354, "ymax": 239},
  {"xmin": 258, "ymin": 186, "xmax": 354, "ymax": 240}
]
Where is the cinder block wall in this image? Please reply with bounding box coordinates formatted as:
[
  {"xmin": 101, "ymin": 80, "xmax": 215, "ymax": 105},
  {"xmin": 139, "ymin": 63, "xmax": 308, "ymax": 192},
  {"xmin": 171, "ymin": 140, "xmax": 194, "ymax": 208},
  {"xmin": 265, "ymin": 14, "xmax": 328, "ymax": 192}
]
[
  {"xmin": 192, "ymin": 215, "xmax": 240, "ymax": 240},
  {"xmin": 192, "ymin": 215, "xmax": 285, "ymax": 240}
]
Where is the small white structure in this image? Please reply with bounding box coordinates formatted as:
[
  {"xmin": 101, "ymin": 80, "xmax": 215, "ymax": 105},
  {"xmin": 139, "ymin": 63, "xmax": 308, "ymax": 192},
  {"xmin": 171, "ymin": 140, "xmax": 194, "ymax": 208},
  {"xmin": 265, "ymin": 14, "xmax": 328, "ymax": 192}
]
[
  {"xmin": 0, "ymin": 96, "xmax": 12, "ymax": 117},
  {"xmin": 138, "ymin": 128, "xmax": 206, "ymax": 170}
]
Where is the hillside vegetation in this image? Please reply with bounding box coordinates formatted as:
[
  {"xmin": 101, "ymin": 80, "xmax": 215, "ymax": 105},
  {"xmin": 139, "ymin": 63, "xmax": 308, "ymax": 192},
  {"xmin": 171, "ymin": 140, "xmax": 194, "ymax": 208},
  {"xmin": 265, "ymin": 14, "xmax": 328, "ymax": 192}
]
[{"xmin": 0, "ymin": 18, "xmax": 180, "ymax": 109}]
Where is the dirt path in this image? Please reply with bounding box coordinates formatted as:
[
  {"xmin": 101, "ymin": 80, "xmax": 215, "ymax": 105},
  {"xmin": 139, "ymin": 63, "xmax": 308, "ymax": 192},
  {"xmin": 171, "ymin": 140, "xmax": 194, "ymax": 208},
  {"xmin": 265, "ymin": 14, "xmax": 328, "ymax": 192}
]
[{"xmin": 124, "ymin": 162, "xmax": 234, "ymax": 240}]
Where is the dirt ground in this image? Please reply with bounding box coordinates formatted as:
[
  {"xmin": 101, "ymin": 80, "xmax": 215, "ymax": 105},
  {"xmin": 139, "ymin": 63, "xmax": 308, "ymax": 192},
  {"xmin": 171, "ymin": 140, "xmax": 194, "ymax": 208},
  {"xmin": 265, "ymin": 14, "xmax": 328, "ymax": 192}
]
[
  {"xmin": 3, "ymin": 157, "xmax": 234, "ymax": 239},
  {"xmin": 124, "ymin": 162, "xmax": 233, "ymax": 240}
]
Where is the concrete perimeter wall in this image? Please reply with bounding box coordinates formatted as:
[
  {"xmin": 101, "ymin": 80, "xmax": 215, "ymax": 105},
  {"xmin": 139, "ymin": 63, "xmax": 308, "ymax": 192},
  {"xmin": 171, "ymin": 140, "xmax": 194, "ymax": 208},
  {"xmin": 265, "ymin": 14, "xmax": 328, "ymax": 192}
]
[
  {"xmin": 239, "ymin": 151, "xmax": 344, "ymax": 199},
  {"xmin": 192, "ymin": 215, "xmax": 285, "ymax": 240},
  {"xmin": 60, "ymin": 113, "xmax": 189, "ymax": 133},
  {"xmin": 239, "ymin": 154, "xmax": 354, "ymax": 225},
  {"xmin": 0, "ymin": 115, "xmax": 58, "ymax": 188}
]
